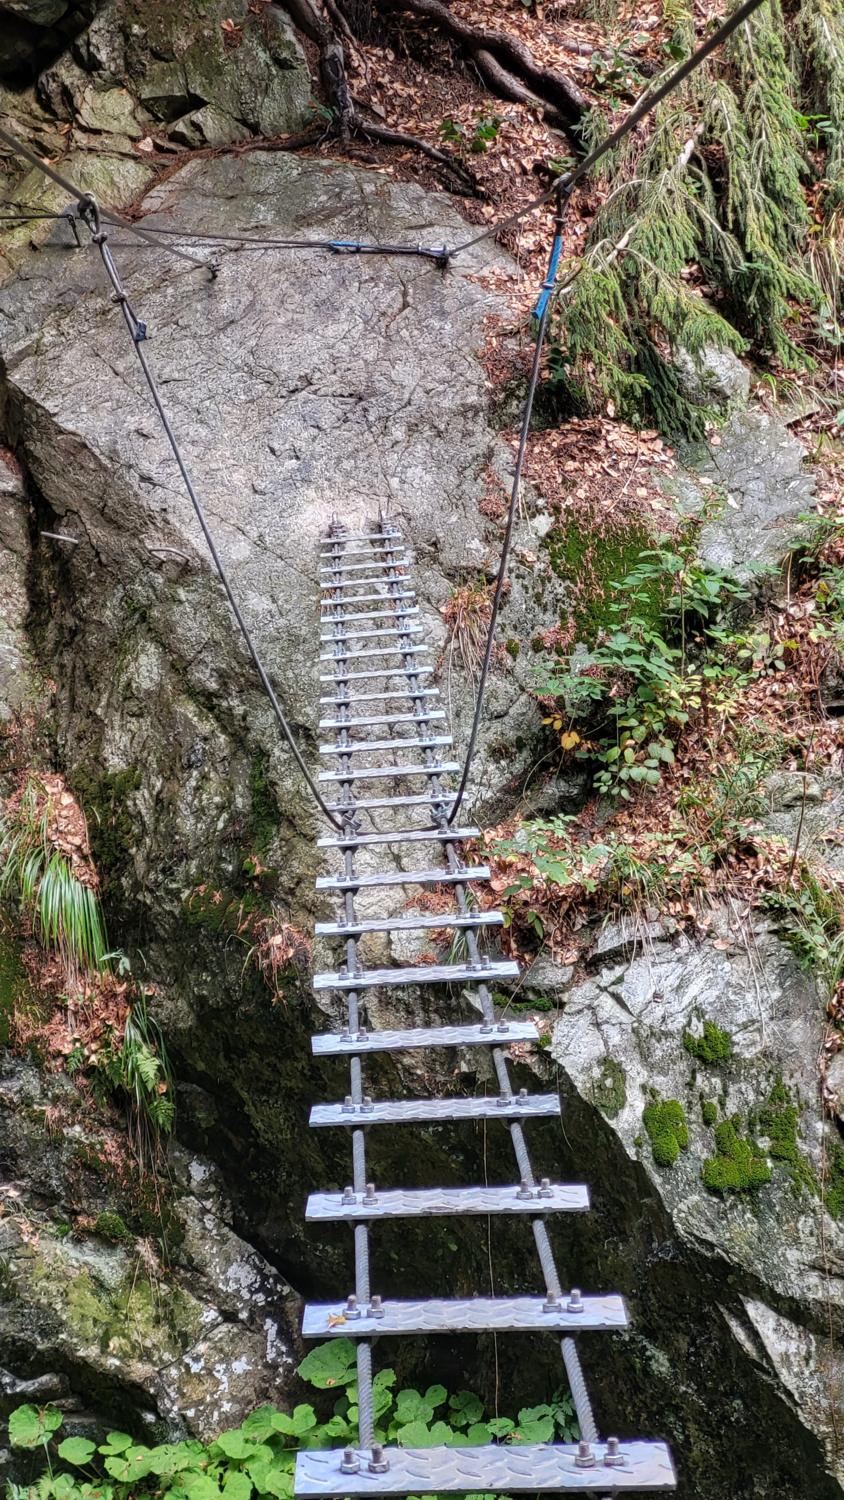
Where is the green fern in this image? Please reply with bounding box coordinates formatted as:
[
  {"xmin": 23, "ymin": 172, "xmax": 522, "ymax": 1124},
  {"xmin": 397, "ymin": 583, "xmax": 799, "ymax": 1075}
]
[{"xmin": 0, "ymin": 780, "xmax": 107, "ymax": 974}]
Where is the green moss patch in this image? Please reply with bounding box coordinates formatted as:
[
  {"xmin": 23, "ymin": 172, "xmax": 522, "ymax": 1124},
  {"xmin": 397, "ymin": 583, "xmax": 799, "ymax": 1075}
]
[
  {"xmin": 545, "ymin": 518, "xmax": 659, "ymax": 645},
  {"xmin": 756, "ymin": 1077, "xmax": 817, "ymax": 1195},
  {"xmin": 589, "ymin": 1058, "xmax": 627, "ymax": 1118},
  {"xmin": 700, "ymin": 1099, "xmax": 718, "ymax": 1127},
  {"xmin": 702, "ymin": 1118, "xmax": 772, "ymax": 1193},
  {"xmin": 93, "ymin": 1212, "xmax": 134, "ymax": 1246},
  {"xmin": 642, "ymin": 1096, "xmax": 689, "ymax": 1168},
  {"xmin": 825, "ymin": 1139, "xmax": 844, "ymax": 1220},
  {"xmin": 683, "ymin": 1019, "xmax": 733, "ymax": 1067}
]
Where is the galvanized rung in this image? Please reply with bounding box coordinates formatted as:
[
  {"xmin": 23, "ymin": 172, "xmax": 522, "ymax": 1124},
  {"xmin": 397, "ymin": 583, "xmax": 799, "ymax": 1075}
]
[
  {"xmin": 314, "ymin": 910, "xmax": 501, "ymax": 937},
  {"xmin": 319, "ymin": 559, "xmax": 409, "ymax": 575},
  {"xmin": 319, "ymin": 735, "xmax": 451, "ymax": 757},
  {"xmin": 319, "ymin": 544, "xmax": 405, "ymax": 559},
  {"xmin": 325, "ymin": 791, "xmax": 455, "ymax": 813},
  {"xmin": 320, "ymin": 626, "xmax": 424, "ymax": 649},
  {"xmin": 302, "ymin": 1291, "xmax": 627, "ymax": 1333},
  {"xmin": 315, "ymin": 865, "xmax": 488, "ymax": 893},
  {"xmin": 320, "ymin": 601, "xmax": 417, "ymax": 617},
  {"xmin": 316, "ymin": 824, "xmax": 477, "ymax": 848},
  {"xmin": 318, "ymin": 762, "xmax": 458, "ymax": 784},
  {"xmin": 321, "ymin": 582, "xmax": 409, "ymax": 597},
  {"xmin": 309, "ymin": 1092, "xmax": 557, "ymax": 1126},
  {"xmin": 322, "ymin": 530, "xmax": 403, "ymax": 544},
  {"xmin": 319, "ymin": 644, "xmax": 430, "ymax": 663},
  {"xmin": 311, "ymin": 1017, "xmax": 534, "ymax": 1055},
  {"xmin": 319, "ymin": 667, "xmax": 434, "ymax": 683},
  {"xmin": 313, "ymin": 957, "xmax": 517, "ymax": 991},
  {"xmin": 319, "ymin": 710, "xmax": 445, "ymax": 730},
  {"xmin": 305, "ymin": 1183, "xmax": 589, "ymax": 1222},
  {"xmin": 320, "ymin": 687, "xmax": 440, "ymax": 706},
  {"xmin": 294, "ymin": 1442, "xmax": 676, "ymax": 1495}
]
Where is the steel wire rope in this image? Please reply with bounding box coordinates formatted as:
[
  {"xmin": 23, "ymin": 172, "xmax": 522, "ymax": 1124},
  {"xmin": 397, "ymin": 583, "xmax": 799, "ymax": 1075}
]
[
  {"xmin": 0, "ymin": 120, "xmax": 211, "ymax": 270},
  {"xmin": 445, "ymin": 0, "xmax": 766, "ymax": 822},
  {"xmin": 78, "ymin": 195, "xmax": 344, "ymax": 830}
]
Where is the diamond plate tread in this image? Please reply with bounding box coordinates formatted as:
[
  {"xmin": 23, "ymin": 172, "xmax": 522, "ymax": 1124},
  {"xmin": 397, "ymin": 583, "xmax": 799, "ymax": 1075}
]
[
  {"xmin": 317, "ymin": 762, "xmax": 458, "ymax": 783},
  {"xmin": 321, "ymin": 574, "xmax": 409, "ymax": 588},
  {"xmin": 314, "ymin": 910, "xmax": 501, "ymax": 936},
  {"xmin": 305, "ymin": 1182, "xmax": 589, "ymax": 1222},
  {"xmin": 319, "ymin": 735, "xmax": 451, "ymax": 756},
  {"xmin": 316, "ymin": 825, "xmax": 478, "ymax": 848},
  {"xmin": 313, "ymin": 958, "xmax": 517, "ymax": 991},
  {"xmin": 294, "ymin": 1442, "xmax": 676, "ymax": 1496},
  {"xmin": 311, "ymin": 1018, "xmax": 536, "ymax": 1055},
  {"xmin": 301, "ymin": 1291, "xmax": 626, "ymax": 1334},
  {"xmin": 319, "ymin": 710, "xmax": 445, "ymax": 730},
  {"xmin": 309, "ymin": 1092, "xmax": 557, "ymax": 1125},
  {"xmin": 319, "ymin": 666, "xmax": 434, "ymax": 683},
  {"xmin": 315, "ymin": 865, "xmax": 488, "ymax": 892}
]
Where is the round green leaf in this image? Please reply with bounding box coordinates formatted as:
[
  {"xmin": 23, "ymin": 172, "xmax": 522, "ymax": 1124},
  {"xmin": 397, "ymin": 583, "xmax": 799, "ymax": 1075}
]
[
  {"xmin": 214, "ymin": 1432, "xmax": 252, "ymax": 1461},
  {"xmin": 57, "ymin": 1438, "xmax": 97, "ymax": 1466}
]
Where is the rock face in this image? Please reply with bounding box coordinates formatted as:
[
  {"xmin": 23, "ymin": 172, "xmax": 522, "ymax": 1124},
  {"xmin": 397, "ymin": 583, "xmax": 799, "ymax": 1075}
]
[
  {"xmin": 547, "ymin": 907, "xmax": 843, "ymax": 1497},
  {"xmin": 0, "ymin": 1056, "xmax": 301, "ymax": 1447}
]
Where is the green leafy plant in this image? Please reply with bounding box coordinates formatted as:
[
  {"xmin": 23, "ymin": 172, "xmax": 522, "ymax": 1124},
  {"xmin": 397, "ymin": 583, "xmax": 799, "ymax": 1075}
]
[
  {"xmin": 91, "ymin": 994, "xmax": 175, "ymax": 1147},
  {"xmin": 0, "ymin": 780, "xmax": 108, "ymax": 975},
  {"xmin": 537, "ymin": 531, "xmax": 755, "ymax": 798},
  {"xmin": 6, "ymin": 1342, "xmax": 580, "ymax": 1500}
]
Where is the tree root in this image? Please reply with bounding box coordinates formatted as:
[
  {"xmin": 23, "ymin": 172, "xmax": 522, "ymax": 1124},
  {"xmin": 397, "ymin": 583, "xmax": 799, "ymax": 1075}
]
[{"xmin": 372, "ymin": 0, "xmax": 587, "ymax": 135}]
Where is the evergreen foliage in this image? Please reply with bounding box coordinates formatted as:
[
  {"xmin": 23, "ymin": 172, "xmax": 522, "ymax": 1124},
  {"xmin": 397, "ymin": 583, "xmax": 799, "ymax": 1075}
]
[{"xmin": 551, "ymin": 0, "xmax": 844, "ymax": 433}]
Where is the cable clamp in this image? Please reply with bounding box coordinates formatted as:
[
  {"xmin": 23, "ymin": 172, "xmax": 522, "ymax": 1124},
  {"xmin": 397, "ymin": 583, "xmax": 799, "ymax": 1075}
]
[{"xmin": 330, "ymin": 240, "xmax": 363, "ymax": 254}]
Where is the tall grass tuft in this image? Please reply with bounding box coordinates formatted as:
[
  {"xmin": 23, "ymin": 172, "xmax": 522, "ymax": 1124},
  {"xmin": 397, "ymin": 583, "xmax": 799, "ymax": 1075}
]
[{"xmin": 0, "ymin": 779, "xmax": 108, "ymax": 975}]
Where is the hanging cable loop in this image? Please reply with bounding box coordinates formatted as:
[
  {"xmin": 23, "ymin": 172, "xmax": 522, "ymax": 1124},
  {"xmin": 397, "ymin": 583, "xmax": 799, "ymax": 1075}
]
[
  {"xmin": 81, "ymin": 196, "xmax": 342, "ymax": 831},
  {"xmin": 447, "ymin": 181, "xmax": 574, "ymax": 824}
]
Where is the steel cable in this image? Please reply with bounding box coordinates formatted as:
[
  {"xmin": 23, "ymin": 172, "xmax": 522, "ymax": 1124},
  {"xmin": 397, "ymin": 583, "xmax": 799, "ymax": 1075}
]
[{"xmin": 80, "ymin": 197, "xmax": 343, "ymax": 830}]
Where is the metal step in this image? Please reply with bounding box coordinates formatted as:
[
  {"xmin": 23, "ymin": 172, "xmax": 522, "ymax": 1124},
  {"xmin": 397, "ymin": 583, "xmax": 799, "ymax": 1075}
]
[
  {"xmin": 311, "ymin": 1018, "xmax": 535, "ymax": 1056},
  {"xmin": 315, "ymin": 865, "xmax": 488, "ymax": 893},
  {"xmin": 302, "ymin": 1291, "xmax": 626, "ymax": 1334},
  {"xmin": 325, "ymin": 791, "xmax": 455, "ymax": 813},
  {"xmin": 319, "ymin": 644, "xmax": 430, "ymax": 663},
  {"xmin": 318, "ymin": 762, "xmax": 457, "ymax": 784},
  {"xmin": 294, "ymin": 1441, "xmax": 676, "ymax": 1496},
  {"xmin": 320, "ymin": 625, "xmax": 424, "ymax": 647},
  {"xmin": 314, "ymin": 910, "xmax": 500, "ymax": 937},
  {"xmin": 306, "ymin": 1182, "xmax": 589, "ymax": 1223},
  {"xmin": 319, "ymin": 710, "xmax": 445, "ymax": 730},
  {"xmin": 320, "ymin": 600, "xmax": 417, "ymax": 616},
  {"xmin": 313, "ymin": 957, "xmax": 516, "ymax": 991},
  {"xmin": 320, "ymin": 544, "xmax": 405, "ymax": 558},
  {"xmin": 319, "ymin": 687, "xmax": 440, "ymax": 706},
  {"xmin": 319, "ymin": 735, "xmax": 451, "ymax": 757},
  {"xmin": 309, "ymin": 1092, "xmax": 558, "ymax": 1126},
  {"xmin": 321, "ymin": 581, "xmax": 409, "ymax": 597},
  {"xmin": 319, "ymin": 666, "xmax": 434, "ymax": 683},
  {"xmin": 322, "ymin": 530, "xmax": 403, "ymax": 544},
  {"xmin": 319, "ymin": 559, "xmax": 409, "ymax": 575},
  {"xmin": 316, "ymin": 824, "xmax": 476, "ymax": 848}
]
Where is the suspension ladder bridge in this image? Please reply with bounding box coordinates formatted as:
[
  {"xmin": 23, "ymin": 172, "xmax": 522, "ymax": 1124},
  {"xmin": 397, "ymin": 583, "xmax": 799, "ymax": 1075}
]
[{"xmin": 294, "ymin": 520, "xmax": 676, "ymax": 1497}]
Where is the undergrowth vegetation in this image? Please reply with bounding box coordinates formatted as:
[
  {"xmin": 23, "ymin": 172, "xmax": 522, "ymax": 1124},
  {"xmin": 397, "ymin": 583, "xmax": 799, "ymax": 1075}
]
[
  {"xmin": 6, "ymin": 1339, "xmax": 578, "ymax": 1500},
  {"xmin": 0, "ymin": 777, "xmax": 107, "ymax": 976},
  {"xmin": 551, "ymin": 0, "xmax": 844, "ymax": 434}
]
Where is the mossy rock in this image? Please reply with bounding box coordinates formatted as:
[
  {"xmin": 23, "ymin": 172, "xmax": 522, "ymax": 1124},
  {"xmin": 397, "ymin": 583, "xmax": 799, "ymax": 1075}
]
[
  {"xmin": 545, "ymin": 518, "xmax": 662, "ymax": 644},
  {"xmin": 683, "ymin": 1019, "xmax": 733, "ymax": 1067},
  {"xmin": 642, "ymin": 1097, "xmax": 689, "ymax": 1168},
  {"xmin": 756, "ymin": 1077, "xmax": 816, "ymax": 1195},
  {"xmin": 702, "ymin": 1118, "xmax": 771, "ymax": 1193},
  {"xmin": 589, "ymin": 1058, "xmax": 627, "ymax": 1119}
]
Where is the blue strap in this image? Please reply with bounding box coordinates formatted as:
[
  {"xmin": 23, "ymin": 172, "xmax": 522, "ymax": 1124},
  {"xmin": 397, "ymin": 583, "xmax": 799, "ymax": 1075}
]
[{"xmin": 532, "ymin": 231, "xmax": 563, "ymax": 322}]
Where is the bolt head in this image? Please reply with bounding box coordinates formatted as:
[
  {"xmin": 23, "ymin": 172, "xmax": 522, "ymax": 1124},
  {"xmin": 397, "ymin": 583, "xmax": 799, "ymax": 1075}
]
[{"xmin": 574, "ymin": 1440, "xmax": 595, "ymax": 1469}]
